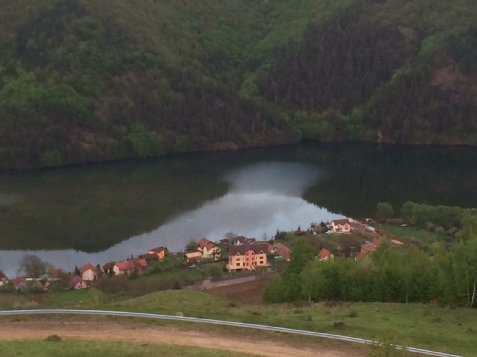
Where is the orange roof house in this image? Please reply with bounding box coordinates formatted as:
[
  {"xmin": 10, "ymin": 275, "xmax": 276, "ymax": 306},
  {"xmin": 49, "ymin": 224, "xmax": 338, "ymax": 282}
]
[
  {"xmin": 79, "ymin": 263, "xmax": 97, "ymax": 281},
  {"xmin": 318, "ymin": 248, "xmax": 333, "ymax": 261},
  {"xmin": 361, "ymin": 243, "xmax": 377, "ymax": 253}
]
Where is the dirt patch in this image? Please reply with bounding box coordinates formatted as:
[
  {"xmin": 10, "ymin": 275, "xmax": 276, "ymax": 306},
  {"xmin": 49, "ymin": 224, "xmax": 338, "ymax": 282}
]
[
  {"xmin": 0, "ymin": 321, "xmax": 366, "ymax": 357},
  {"xmin": 204, "ymin": 278, "xmax": 271, "ymax": 304}
]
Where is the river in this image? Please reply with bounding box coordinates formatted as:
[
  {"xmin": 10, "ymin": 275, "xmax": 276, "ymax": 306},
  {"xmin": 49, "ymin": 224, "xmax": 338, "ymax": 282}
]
[{"xmin": 1, "ymin": 142, "xmax": 477, "ymax": 276}]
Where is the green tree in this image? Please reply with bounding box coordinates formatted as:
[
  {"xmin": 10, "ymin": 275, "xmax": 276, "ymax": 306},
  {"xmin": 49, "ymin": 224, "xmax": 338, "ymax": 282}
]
[{"xmin": 376, "ymin": 202, "xmax": 394, "ymax": 222}]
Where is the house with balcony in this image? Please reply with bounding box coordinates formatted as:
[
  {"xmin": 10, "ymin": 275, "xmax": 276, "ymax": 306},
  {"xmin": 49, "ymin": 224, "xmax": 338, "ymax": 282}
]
[
  {"xmin": 227, "ymin": 244, "xmax": 269, "ymax": 271},
  {"xmin": 330, "ymin": 219, "xmax": 351, "ymax": 234}
]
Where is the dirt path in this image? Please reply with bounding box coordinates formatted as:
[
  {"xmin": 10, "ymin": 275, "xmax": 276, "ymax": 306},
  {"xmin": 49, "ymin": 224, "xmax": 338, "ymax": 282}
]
[{"xmin": 0, "ymin": 321, "xmax": 366, "ymax": 357}]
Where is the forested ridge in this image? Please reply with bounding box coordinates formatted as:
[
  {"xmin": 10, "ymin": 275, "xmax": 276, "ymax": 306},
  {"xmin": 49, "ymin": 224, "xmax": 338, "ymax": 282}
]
[{"xmin": 1, "ymin": 0, "xmax": 477, "ymax": 168}]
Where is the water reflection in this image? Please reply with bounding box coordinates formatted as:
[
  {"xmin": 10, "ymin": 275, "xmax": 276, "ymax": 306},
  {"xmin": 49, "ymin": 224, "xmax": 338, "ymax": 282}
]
[{"xmin": 0, "ymin": 162, "xmax": 341, "ymax": 277}]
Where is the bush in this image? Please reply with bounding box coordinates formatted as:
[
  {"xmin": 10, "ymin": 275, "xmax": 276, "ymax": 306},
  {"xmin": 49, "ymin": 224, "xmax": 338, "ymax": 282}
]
[{"xmin": 45, "ymin": 335, "xmax": 62, "ymax": 342}]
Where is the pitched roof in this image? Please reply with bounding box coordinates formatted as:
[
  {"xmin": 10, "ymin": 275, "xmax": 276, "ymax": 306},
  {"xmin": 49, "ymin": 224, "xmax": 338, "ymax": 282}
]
[
  {"xmin": 331, "ymin": 219, "xmax": 350, "ymax": 226},
  {"xmin": 197, "ymin": 238, "xmax": 211, "ymax": 249},
  {"xmin": 139, "ymin": 253, "xmax": 159, "ymax": 261},
  {"xmin": 79, "ymin": 263, "xmax": 97, "ymax": 273},
  {"xmin": 13, "ymin": 277, "xmax": 27, "ymax": 286},
  {"xmin": 355, "ymin": 252, "xmax": 365, "ymax": 259},
  {"xmin": 115, "ymin": 261, "xmax": 135, "ymax": 271},
  {"xmin": 70, "ymin": 275, "xmax": 83, "ymax": 286},
  {"xmin": 102, "ymin": 263, "xmax": 111, "ymax": 270},
  {"xmin": 361, "ymin": 243, "xmax": 377, "ymax": 253},
  {"xmin": 229, "ymin": 243, "xmax": 269, "ymax": 256},
  {"xmin": 273, "ymin": 243, "xmax": 291, "ymax": 261},
  {"xmin": 134, "ymin": 259, "xmax": 148, "ymax": 267},
  {"xmin": 205, "ymin": 242, "xmax": 217, "ymax": 250},
  {"xmin": 149, "ymin": 247, "xmax": 166, "ymax": 254},
  {"xmin": 0, "ymin": 270, "xmax": 7, "ymax": 280},
  {"xmin": 318, "ymin": 248, "xmax": 331, "ymax": 259}
]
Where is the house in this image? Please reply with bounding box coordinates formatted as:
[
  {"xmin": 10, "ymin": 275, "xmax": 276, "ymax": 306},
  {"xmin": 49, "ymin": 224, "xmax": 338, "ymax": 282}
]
[
  {"xmin": 48, "ymin": 268, "xmax": 62, "ymax": 278},
  {"xmin": 232, "ymin": 236, "xmax": 247, "ymax": 246},
  {"xmin": 79, "ymin": 263, "xmax": 97, "ymax": 281},
  {"xmin": 355, "ymin": 252, "xmax": 365, "ymax": 260},
  {"xmin": 148, "ymin": 247, "xmax": 168, "ymax": 260},
  {"xmin": 330, "ymin": 219, "xmax": 351, "ymax": 234},
  {"xmin": 102, "ymin": 263, "xmax": 112, "ymax": 275},
  {"xmin": 113, "ymin": 259, "xmax": 148, "ymax": 275},
  {"xmin": 185, "ymin": 252, "xmax": 202, "ymax": 265},
  {"xmin": 361, "ymin": 242, "xmax": 377, "ymax": 253},
  {"xmin": 318, "ymin": 248, "xmax": 333, "ymax": 261},
  {"xmin": 219, "ymin": 239, "xmax": 231, "ymax": 245},
  {"xmin": 139, "ymin": 253, "xmax": 159, "ymax": 263},
  {"xmin": 197, "ymin": 238, "xmax": 221, "ymax": 259},
  {"xmin": 227, "ymin": 244, "xmax": 269, "ymax": 271},
  {"xmin": 13, "ymin": 277, "xmax": 27, "ymax": 291},
  {"xmin": 133, "ymin": 259, "xmax": 148, "ymax": 273},
  {"xmin": 447, "ymin": 226, "xmax": 459, "ymax": 237},
  {"xmin": 70, "ymin": 275, "xmax": 87, "ymax": 290},
  {"xmin": 0, "ymin": 270, "xmax": 8, "ymax": 286},
  {"xmin": 294, "ymin": 228, "xmax": 305, "ymax": 236},
  {"xmin": 271, "ymin": 243, "xmax": 291, "ymax": 261}
]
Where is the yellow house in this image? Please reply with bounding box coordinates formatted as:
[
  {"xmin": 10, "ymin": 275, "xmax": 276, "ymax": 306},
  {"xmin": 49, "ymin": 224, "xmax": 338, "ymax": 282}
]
[
  {"xmin": 318, "ymin": 248, "xmax": 334, "ymax": 261},
  {"xmin": 148, "ymin": 246, "xmax": 168, "ymax": 260}
]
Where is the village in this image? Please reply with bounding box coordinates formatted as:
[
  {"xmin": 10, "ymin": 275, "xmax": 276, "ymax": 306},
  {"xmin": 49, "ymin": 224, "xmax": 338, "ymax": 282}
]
[{"xmin": 0, "ymin": 215, "xmax": 456, "ymax": 299}]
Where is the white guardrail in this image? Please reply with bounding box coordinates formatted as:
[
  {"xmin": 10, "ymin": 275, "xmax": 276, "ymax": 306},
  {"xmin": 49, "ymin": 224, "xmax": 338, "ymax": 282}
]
[{"xmin": 0, "ymin": 309, "xmax": 465, "ymax": 357}]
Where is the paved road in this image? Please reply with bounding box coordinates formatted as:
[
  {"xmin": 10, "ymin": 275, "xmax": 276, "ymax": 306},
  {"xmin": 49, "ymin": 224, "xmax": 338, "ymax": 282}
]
[{"xmin": 0, "ymin": 309, "xmax": 464, "ymax": 357}]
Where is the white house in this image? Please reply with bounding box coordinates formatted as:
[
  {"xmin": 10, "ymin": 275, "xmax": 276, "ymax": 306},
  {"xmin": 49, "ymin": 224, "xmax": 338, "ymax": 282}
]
[
  {"xmin": 197, "ymin": 238, "xmax": 221, "ymax": 259},
  {"xmin": 330, "ymin": 219, "xmax": 351, "ymax": 234},
  {"xmin": 79, "ymin": 263, "xmax": 97, "ymax": 281}
]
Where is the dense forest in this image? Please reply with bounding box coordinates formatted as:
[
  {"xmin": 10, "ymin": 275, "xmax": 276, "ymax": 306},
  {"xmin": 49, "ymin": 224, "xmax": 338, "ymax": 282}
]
[{"xmin": 1, "ymin": 0, "xmax": 477, "ymax": 168}]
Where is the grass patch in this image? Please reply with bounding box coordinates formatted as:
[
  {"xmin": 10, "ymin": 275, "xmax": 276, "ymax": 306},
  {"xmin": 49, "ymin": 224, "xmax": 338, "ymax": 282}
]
[
  {"xmin": 380, "ymin": 224, "xmax": 449, "ymax": 244},
  {"xmin": 0, "ymin": 340, "xmax": 259, "ymax": 357},
  {"xmin": 106, "ymin": 290, "xmax": 476, "ymax": 356}
]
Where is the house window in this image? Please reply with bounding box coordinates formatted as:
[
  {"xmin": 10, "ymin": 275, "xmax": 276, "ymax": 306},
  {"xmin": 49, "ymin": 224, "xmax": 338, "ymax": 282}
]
[{"xmin": 236, "ymin": 263, "xmax": 240, "ymax": 267}]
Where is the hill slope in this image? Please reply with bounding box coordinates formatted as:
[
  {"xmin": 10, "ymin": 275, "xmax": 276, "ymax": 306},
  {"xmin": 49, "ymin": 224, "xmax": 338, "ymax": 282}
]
[{"xmin": 1, "ymin": 0, "xmax": 477, "ymax": 168}]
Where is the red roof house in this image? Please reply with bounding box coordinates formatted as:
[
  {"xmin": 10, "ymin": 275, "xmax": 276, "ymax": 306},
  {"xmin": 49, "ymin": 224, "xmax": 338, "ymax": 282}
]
[
  {"xmin": 330, "ymin": 219, "xmax": 351, "ymax": 234},
  {"xmin": 361, "ymin": 243, "xmax": 377, "ymax": 253},
  {"xmin": 272, "ymin": 243, "xmax": 291, "ymax": 261},
  {"xmin": 318, "ymin": 248, "xmax": 333, "ymax": 260},
  {"xmin": 197, "ymin": 238, "xmax": 211, "ymax": 249},
  {"xmin": 79, "ymin": 263, "xmax": 97, "ymax": 281}
]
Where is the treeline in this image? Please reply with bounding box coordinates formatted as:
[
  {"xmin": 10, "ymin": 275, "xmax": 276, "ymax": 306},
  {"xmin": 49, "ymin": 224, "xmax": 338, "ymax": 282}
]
[
  {"xmin": 0, "ymin": 0, "xmax": 296, "ymax": 169},
  {"xmin": 264, "ymin": 221, "xmax": 477, "ymax": 307},
  {"xmin": 3, "ymin": 0, "xmax": 477, "ymax": 168},
  {"xmin": 377, "ymin": 201, "xmax": 477, "ymax": 232}
]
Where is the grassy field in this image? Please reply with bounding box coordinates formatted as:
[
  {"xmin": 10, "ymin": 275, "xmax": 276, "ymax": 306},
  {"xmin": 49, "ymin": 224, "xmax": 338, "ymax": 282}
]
[
  {"xmin": 379, "ymin": 224, "xmax": 450, "ymax": 244},
  {"xmin": 35, "ymin": 289, "xmax": 474, "ymax": 356},
  {"xmin": 1, "ymin": 340, "xmax": 258, "ymax": 357},
  {"xmin": 2, "ymin": 288, "xmax": 476, "ymax": 355}
]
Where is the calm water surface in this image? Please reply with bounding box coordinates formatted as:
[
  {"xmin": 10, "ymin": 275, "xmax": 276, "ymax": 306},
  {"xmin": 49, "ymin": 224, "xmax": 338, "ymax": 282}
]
[{"xmin": 1, "ymin": 143, "xmax": 477, "ymax": 276}]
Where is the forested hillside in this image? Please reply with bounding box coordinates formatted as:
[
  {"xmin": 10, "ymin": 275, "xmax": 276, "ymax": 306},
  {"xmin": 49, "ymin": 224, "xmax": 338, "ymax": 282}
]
[{"xmin": 1, "ymin": 0, "xmax": 477, "ymax": 168}]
